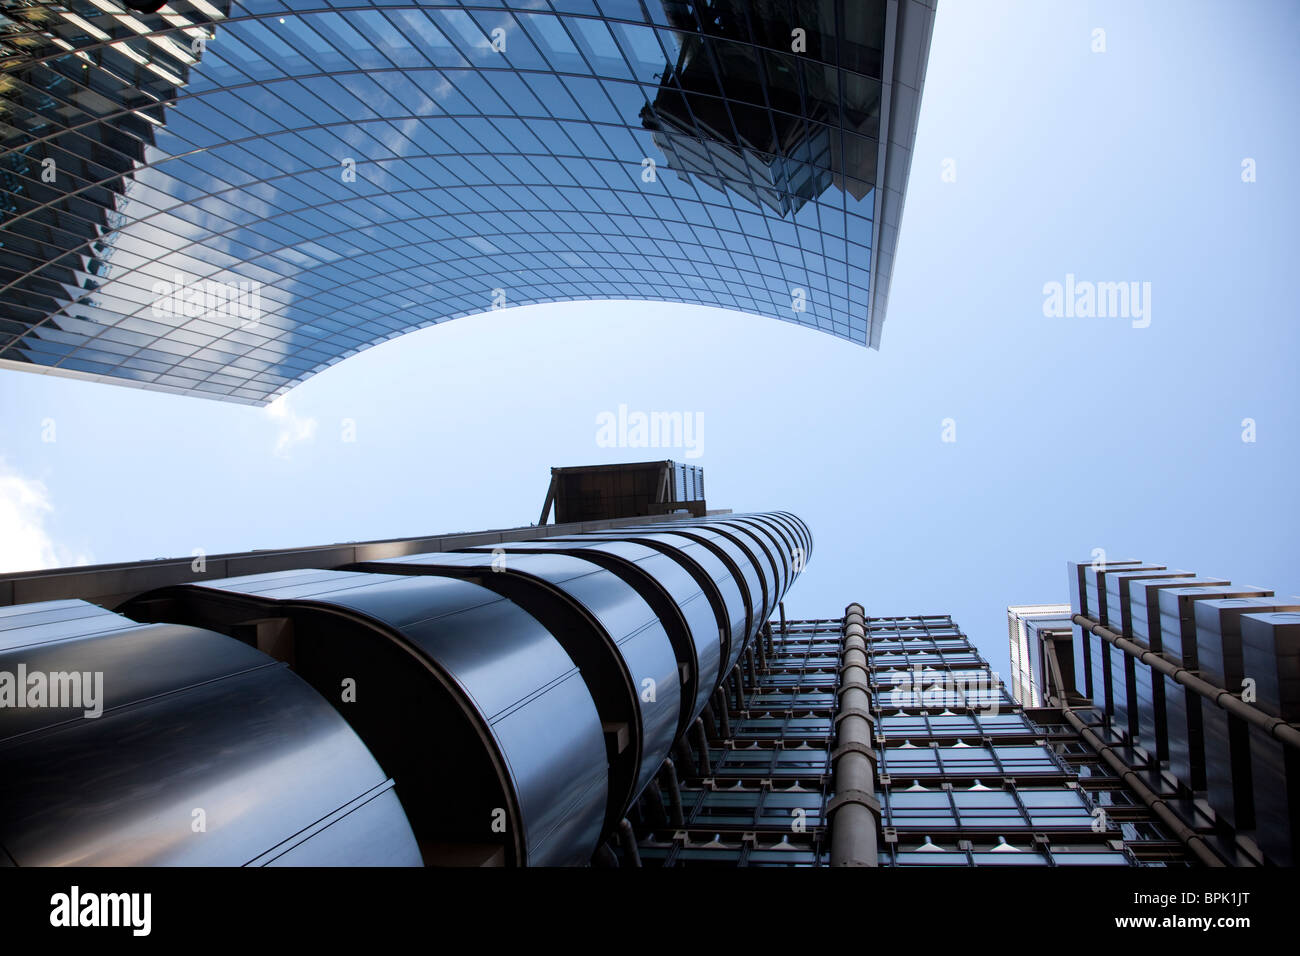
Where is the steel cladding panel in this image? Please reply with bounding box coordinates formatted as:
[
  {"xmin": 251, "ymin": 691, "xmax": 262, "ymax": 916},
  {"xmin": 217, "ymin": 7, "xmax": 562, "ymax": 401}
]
[
  {"xmin": 360, "ymin": 581, "xmax": 609, "ymax": 865},
  {"xmin": 709, "ymin": 521, "xmax": 781, "ymax": 614},
  {"xmin": 464, "ymin": 537, "xmax": 720, "ymax": 726},
  {"xmin": 184, "ymin": 567, "xmax": 611, "ymax": 864},
  {"xmin": 657, "ymin": 527, "xmax": 762, "ymax": 661},
  {"xmin": 1087, "ymin": 565, "xmax": 1162, "ymax": 731},
  {"xmin": 1198, "ymin": 597, "xmax": 1300, "ymax": 828},
  {"xmin": 1067, "ymin": 559, "xmax": 1143, "ymax": 699},
  {"xmin": 1241, "ymin": 612, "xmax": 1300, "ymax": 865},
  {"xmin": 0, "ymin": 601, "xmax": 418, "ymax": 866},
  {"xmin": 1128, "ymin": 576, "xmax": 1228, "ymax": 760},
  {"xmin": 1157, "ymin": 587, "xmax": 1271, "ymax": 791},
  {"xmin": 699, "ymin": 524, "xmax": 774, "ymax": 632},
  {"xmin": 565, "ymin": 530, "xmax": 749, "ymax": 669},
  {"xmin": 549, "ymin": 568, "xmax": 681, "ymax": 799}
]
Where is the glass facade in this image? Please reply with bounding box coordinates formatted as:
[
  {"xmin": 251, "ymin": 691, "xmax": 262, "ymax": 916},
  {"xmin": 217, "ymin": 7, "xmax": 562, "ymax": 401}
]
[
  {"xmin": 0, "ymin": 0, "xmax": 934, "ymax": 403},
  {"xmin": 637, "ymin": 613, "xmax": 1184, "ymax": 867}
]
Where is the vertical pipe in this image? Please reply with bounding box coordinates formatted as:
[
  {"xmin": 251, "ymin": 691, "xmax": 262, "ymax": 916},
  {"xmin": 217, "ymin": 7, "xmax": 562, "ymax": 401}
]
[
  {"xmin": 732, "ymin": 668, "xmax": 746, "ymax": 711},
  {"xmin": 701, "ymin": 703, "xmax": 718, "ymax": 740},
  {"xmin": 714, "ymin": 689, "xmax": 732, "ymax": 739},
  {"xmin": 660, "ymin": 758, "xmax": 684, "ymax": 826},
  {"xmin": 692, "ymin": 717, "xmax": 712, "ymax": 776},
  {"xmin": 830, "ymin": 603, "xmax": 881, "ymax": 867},
  {"xmin": 642, "ymin": 778, "xmax": 668, "ymax": 826},
  {"xmin": 617, "ymin": 818, "xmax": 642, "ymax": 867},
  {"xmin": 593, "ymin": 843, "xmax": 619, "ymax": 867},
  {"xmin": 674, "ymin": 737, "xmax": 696, "ymax": 776}
]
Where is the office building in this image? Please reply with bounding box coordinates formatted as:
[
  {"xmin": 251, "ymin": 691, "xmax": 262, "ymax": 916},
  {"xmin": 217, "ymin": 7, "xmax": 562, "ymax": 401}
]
[
  {"xmin": 1020, "ymin": 558, "xmax": 1300, "ymax": 866},
  {"xmin": 0, "ymin": 476, "xmax": 820, "ymax": 865},
  {"xmin": 1, "ymin": 0, "xmax": 936, "ymax": 404},
  {"xmin": 636, "ymin": 608, "xmax": 1189, "ymax": 866},
  {"xmin": 11, "ymin": 458, "xmax": 1267, "ymax": 867}
]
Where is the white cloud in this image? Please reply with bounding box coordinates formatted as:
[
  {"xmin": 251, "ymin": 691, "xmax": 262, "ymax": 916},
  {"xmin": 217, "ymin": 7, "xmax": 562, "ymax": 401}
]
[
  {"xmin": 0, "ymin": 461, "xmax": 91, "ymax": 573},
  {"xmin": 266, "ymin": 396, "xmax": 318, "ymax": 459}
]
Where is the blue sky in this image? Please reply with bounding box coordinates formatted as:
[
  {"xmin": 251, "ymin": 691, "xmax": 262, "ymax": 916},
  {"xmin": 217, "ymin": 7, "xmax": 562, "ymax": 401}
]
[{"xmin": 1, "ymin": 0, "xmax": 1297, "ymax": 683}]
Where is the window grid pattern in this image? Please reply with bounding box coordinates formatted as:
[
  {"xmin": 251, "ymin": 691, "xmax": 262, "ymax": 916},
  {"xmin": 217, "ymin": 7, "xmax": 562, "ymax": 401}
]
[
  {"xmin": 864, "ymin": 616, "xmax": 1182, "ymax": 867},
  {"xmin": 1, "ymin": 0, "xmax": 885, "ymax": 404},
  {"xmin": 637, "ymin": 615, "xmax": 1187, "ymax": 867}
]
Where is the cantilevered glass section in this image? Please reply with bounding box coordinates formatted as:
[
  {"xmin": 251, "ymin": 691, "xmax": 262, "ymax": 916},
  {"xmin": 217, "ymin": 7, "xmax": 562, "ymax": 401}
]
[{"xmin": 0, "ymin": 0, "xmax": 934, "ymax": 403}]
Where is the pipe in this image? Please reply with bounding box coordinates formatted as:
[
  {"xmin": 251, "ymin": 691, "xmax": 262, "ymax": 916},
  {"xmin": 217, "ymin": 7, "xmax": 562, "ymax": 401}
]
[
  {"xmin": 829, "ymin": 603, "xmax": 880, "ymax": 866},
  {"xmin": 641, "ymin": 779, "xmax": 668, "ymax": 827},
  {"xmin": 617, "ymin": 818, "xmax": 642, "ymax": 867},
  {"xmin": 732, "ymin": 668, "xmax": 746, "ymax": 711},
  {"xmin": 755, "ymin": 629, "xmax": 767, "ymax": 668},
  {"xmin": 1042, "ymin": 636, "xmax": 1225, "ymax": 867},
  {"xmin": 659, "ymin": 758, "xmax": 684, "ymax": 827},
  {"xmin": 1072, "ymin": 613, "xmax": 1300, "ymax": 751},
  {"xmin": 692, "ymin": 717, "xmax": 712, "ymax": 776},
  {"xmin": 745, "ymin": 645, "xmax": 758, "ymax": 688},
  {"xmin": 714, "ymin": 689, "xmax": 732, "ymax": 739},
  {"xmin": 701, "ymin": 704, "xmax": 718, "ymax": 740},
  {"xmin": 674, "ymin": 737, "xmax": 696, "ymax": 777},
  {"xmin": 592, "ymin": 842, "xmax": 619, "ymax": 867}
]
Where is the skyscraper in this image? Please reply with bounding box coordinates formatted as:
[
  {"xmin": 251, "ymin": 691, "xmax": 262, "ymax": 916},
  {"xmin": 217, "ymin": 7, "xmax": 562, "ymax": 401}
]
[
  {"xmin": 15, "ymin": 459, "xmax": 1290, "ymax": 869},
  {"xmin": 0, "ymin": 486, "xmax": 818, "ymax": 865},
  {"xmin": 1, "ymin": 0, "xmax": 936, "ymax": 404}
]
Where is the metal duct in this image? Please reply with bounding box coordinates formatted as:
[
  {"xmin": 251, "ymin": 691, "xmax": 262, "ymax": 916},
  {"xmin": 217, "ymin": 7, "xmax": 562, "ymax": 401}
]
[
  {"xmin": 549, "ymin": 530, "xmax": 748, "ymax": 683},
  {"xmin": 0, "ymin": 600, "xmax": 420, "ymax": 866},
  {"xmin": 13, "ymin": 511, "xmax": 808, "ymax": 866},
  {"xmin": 122, "ymin": 569, "xmax": 609, "ymax": 866},
  {"xmin": 348, "ymin": 551, "xmax": 681, "ymax": 833},
  {"xmin": 460, "ymin": 539, "xmax": 722, "ymax": 733}
]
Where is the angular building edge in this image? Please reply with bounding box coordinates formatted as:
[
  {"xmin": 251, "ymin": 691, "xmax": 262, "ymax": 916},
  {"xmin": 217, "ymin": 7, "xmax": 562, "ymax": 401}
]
[{"xmin": 868, "ymin": 0, "xmax": 938, "ymax": 349}]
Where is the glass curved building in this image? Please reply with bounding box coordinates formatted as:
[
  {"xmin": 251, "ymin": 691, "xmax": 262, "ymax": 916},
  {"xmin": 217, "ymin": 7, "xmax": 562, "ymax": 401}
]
[{"xmin": 0, "ymin": 0, "xmax": 935, "ymax": 404}]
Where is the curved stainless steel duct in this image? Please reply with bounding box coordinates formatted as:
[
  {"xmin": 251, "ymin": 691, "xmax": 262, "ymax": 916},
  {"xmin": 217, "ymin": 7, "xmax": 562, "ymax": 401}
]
[
  {"xmin": 122, "ymin": 569, "xmax": 609, "ymax": 866},
  {"xmin": 348, "ymin": 551, "xmax": 681, "ymax": 835},
  {"xmin": 611, "ymin": 513, "xmax": 803, "ymax": 672},
  {"xmin": 549, "ymin": 530, "xmax": 748, "ymax": 684},
  {"xmin": 0, "ymin": 600, "xmax": 421, "ymax": 866},
  {"xmin": 775, "ymin": 511, "xmax": 815, "ymax": 565},
  {"xmin": 617, "ymin": 524, "xmax": 761, "ymax": 668},
  {"xmin": 693, "ymin": 523, "xmax": 776, "ymax": 629},
  {"xmin": 711, "ymin": 517, "xmax": 789, "ymax": 601},
  {"xmin": 459, "ymin": 539, "xmax": 722, "ymax": 735},
  {"xmin": 748, "ymin": 513, "xmax": 806, "ymax": 585},
  {"xmin": 20, "ymin": 510, "xmax": 808, "ymax": 866},
  {"xmin": 592, "ymin": 515, "xmax": 795, "ymax": 671}
]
